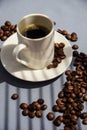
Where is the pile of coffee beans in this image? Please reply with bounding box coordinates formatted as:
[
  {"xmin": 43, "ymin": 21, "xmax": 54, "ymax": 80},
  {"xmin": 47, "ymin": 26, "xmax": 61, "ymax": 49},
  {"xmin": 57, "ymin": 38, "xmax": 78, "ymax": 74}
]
[
  {"xmin": 19, "ymin": 98, "xmax": 47, "ymax": 118},
  {"xmin": 46, "ymin": 46, "xmax": 87, "ymax": 129},
  {"xmin": 57, "ymin": 29, "xmax": 78, "ymax": 42},
  {"xmin": 0, "ymin": 20, "xmax": 17, "ymax": 41},
  {"xmin": 47, "ymin": 42, "xmax": 66, "ymax": 69}
]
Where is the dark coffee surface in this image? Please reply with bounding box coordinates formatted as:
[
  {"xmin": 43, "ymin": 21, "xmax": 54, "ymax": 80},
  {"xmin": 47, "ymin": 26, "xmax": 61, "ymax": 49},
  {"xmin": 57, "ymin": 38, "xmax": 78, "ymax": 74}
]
[{"xmin": 22, "ymin": 24, "xmax": 50, "ymax": 39}]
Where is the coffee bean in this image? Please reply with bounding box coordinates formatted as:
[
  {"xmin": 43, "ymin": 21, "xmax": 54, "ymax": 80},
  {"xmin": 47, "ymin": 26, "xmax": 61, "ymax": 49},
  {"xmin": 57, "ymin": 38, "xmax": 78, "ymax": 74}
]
[
  {"xmin": 52, "ymin": 105, "xmax": 60, "ymax": 112},
  {"xmin": 28, "ymin": 111, "xmax": 35, "ymax": 118},
  {"xmin": 83, "ymin": 94, "xmax": 87, "ymax": 101},
  {"xmin": 73, "ymin": 51, "xmax": 79, "ymax": 57},
  {"xmin": 57, "ymin": 29, "xmax": 63, "ymax": 34},
  {"xmin": 22, "ymin": 109, "xmax": 29, "ymax": 116},
  {"xmin": 58, "ymin": 91, "xmax": 65, "ymax": 98},
  {"xmin": 37, "ymin": 98, "xmax": 44, "ymax": 105},
  {"xmin": 53, "ymin": 118, "xmax": 61, "ymax": 126},
  {"xmin": 65, "ymin": 70, "xmax": 71, "ymax": 76},
  {"xmin": 66, "ymin": 34, "xmax": 71, "ymax": 40},
  {"xmin": 35, "ymin": 110, "xmax": 42, "ymax": 118},
  {"xmin": 71, "ymin": 32, "xmax": 78, "ymax": 41},
  {"xmin": 82, "ymin": 118, "xmax": 87, "ymax": 125},
  {"xmin": 56, "ymin": 115, "xmax": 64, "ymax": 122},
  {"xmin": 46, "ymin": 112, "xmax": 55, "ymax": 121},
  {"xmin": 5, "ymin": 21, "xmax": 11, "ymax": 26},
  {"xmin": 41, "ymin": 104, "xmax": 47, "ymax": 111},
  {"xmin": 80, "ymin": 112, "xmax": 87, "ymax": 119},
  {"xmin": 71, "ymin": 115, "xmax": 78, "ymax": 123},
  {"xmin": 62, "ymin": 30, "xmax": 68, "ymax": 35},
  {"xmin": 11, "ymin": 93, "xmax": 19, "ymax": 100},
  {"xmin": 32, "ymin": 101, "xmax": 41, "ymax": 111},
  {"xmin": 20, "ymin": 103, "xmax": 28, "ymax": 109},
  {"xmin": 72, "ymin": 44, "xmax": 79, "ymax": 50},
  {"xmin": 1, "ymin": 35, "xmax": 7, "ymax": 41}
]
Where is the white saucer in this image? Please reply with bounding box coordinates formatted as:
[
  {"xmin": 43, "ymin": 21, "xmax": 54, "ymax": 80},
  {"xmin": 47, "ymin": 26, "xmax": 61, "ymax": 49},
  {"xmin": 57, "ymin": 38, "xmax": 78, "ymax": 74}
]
[{"xmin": 1, "ymin": 31, "xmax": 72, "ymax": 82}]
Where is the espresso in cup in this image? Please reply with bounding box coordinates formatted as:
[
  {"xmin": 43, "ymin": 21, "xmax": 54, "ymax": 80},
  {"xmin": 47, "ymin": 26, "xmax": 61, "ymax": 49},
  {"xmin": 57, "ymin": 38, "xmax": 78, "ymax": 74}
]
[
  {"xmin": 21, "ymin": 24, "xmax": 50, "ymax": 39},
  {"xmin": 13, "ymin": 14, "xmax": 54, "ymax": 69}
]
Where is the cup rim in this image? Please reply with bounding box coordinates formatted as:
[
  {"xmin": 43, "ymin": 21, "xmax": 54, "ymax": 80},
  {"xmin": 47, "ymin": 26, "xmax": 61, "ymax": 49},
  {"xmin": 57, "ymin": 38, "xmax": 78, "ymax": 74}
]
[{"xmin": 17, "ymin": 13, "xmax": 54, "ymax": 41}]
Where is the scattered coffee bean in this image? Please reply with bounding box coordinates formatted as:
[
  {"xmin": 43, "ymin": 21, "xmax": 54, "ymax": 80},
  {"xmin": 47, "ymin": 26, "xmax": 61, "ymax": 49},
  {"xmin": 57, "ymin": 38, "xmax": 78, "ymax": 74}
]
[
  {"xmin": 11, "ymin": 93, "xmax": 19, "ymax": 100},
  {"xmin": 46, "ymin": 112, "xmax": 55, "ymax": 121},
  {"xmin": 80, "ymin": 112, "xmax": 87, "ymax": 119},
  {"xmin": 22, "ymin": 109, "xmax": 29, "ymax": 116},
  {"xmin": 35, "ymin": 110, "xmax": 42, "ymax": 118},
  {"xmin": 83, "ymin": 94, "xmax": 87, "ymax": 101},
  {"xmin": 28, "ymin": 111, "xmax": 35, "ymax": 118},
  {"xmin": 72, "ymin": 44, "xmax": 79, "ymax": 50},
  {"xmin": 41, "ymin": 104, "xmax": 47, "ymax": 111},
  {"xmin": 82, "ymin": 118, "xmax": 87, "ymax": 125},
  {"xmin": 37, "ymin": 98, "xmax": 44, "ymax": 105},
  {"xmin": 71, "ymin": 32, "xmax": 78, "ymax": 41},
  {"xmin": 5, "ymin": 20, "xmax": 11, "ymax": 26},
  {"xmin": 66, "ymin": 34, "xmax": 71, "ymax": 40},
  {"xmin": 53, "ymin": 118, "xmax": 61, "ymax": 126},
  {"xmin": 20, "ymin": 103, "xmax": 29, "ymax": 109}
]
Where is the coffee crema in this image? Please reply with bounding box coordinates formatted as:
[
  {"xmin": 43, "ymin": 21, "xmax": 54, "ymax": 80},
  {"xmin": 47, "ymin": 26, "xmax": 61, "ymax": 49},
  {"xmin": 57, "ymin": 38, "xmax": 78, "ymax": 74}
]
[{"xmin": 21, "ymin": 24, "xmax": 50, "ymax": 39}]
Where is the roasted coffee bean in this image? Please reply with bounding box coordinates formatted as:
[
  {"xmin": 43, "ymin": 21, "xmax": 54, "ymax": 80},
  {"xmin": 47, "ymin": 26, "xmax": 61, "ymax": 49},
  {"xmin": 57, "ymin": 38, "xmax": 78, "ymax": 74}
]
[
  {"xmin": 22, "ymin": 109, "xmax": 29, "ymax": 116},
  {"xmin": 57, "ymin": 29, "xmax": 63, "ymax": 34},
  {"xmin": 73, "ymin": 50, "xmax": 79, "ymax": 57},
  {"xmin": 82, "ymin": 118, "xmax": 87, "ymax": 125},
  {"xmin": 71, "ymin": 115, "xmax": 78, "ymax": 123},
  {"xmin": 35, "ymin": 110, "xmax": 42, "ymax": 118},
  {"xmin": 58, "ymin": 91, "xmax": 65, "ymax": 98},
  {"xmin": 59, "ymin": 42, "xmax": 65, "ymax": 48},
  {"xmin": 65, "ymin": 70, "xmax": 71, "ymax": 76},
  {"xmin": 53, "ymin": 118, "xmax": 61, "ymax": 126},
  {"xmin": 80, "ymin": 112, "xmax": 87, "ymax": 119},
  {"xmin": 1, "ymin": 35, "xmax": 7, "ymax": 41},
  {"xmin": 56, "ymin": 115, "xmax": 64, "ymax": 122},
  {"xmin": 37, "ymin": 98, "xmax": 44, "ymax": 105},
  {"xmin": 52, "ymin": 105, "xmax": 60, "ymax": 112},
  {"xmin": 72, "ymin": 44, "xmax": 79, "ymax": 50},
  {"xmin": 66, "ymin": 34, "xmax": 71, "ymax": 40},
  {"xmin": 46, "ymin": 112, "xmax": 55, "ymax": 121},
  {"xmin": 28, "ymin": 111, "xmax": 35, "ymax": 118},
  {"xmin": 5, "ymin": 21, "xmax": 11, "ymax": 26},
  {"xmin": 71, "ymin": 32, "xmax": 78, "ymax": 41},
  {"xmin": 41, "ymin": 104, "xmax": 47, "ymax": 110},
  {"xmin": 20, "ymin": 103, "xmax": 28, "ymax": 109},
  {"xmin": 28, "ymin": 103, "xmax": 35, "ymax": 111},
  {"xmin": 83, "ymin": 94, "xmax": 87, "ymax": 101},
  {"xmin": 32, "ymin": 101, "xmax": 41, "ymax": 110},
  {"xmin": 62, "ymin": 30, "xmax": 68, "ymax": 35},
  {"xmin": 11, "ymin": 93, "xmax": 19, "ymax": 100}
]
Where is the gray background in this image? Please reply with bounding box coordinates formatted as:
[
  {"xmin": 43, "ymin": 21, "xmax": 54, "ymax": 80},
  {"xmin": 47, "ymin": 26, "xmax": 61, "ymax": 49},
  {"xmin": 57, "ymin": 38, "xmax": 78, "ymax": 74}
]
[{"xmin": 0, "ymin": 0, "xmax": 87, "ymax": 130}]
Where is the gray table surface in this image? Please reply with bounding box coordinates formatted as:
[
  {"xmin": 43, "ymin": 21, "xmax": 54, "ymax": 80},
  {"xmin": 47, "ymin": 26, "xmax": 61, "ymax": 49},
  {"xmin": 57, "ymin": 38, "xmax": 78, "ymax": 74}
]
[{"xmin": 0, "ymin": 0, "xmax": 87, "ymax": 130}]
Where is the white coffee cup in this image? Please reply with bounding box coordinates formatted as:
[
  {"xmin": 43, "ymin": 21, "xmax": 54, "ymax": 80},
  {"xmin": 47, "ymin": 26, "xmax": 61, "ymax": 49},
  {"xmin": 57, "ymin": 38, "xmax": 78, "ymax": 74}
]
[{"xmin": 13, "ymin": 14, "xmax": 54, "ymax": 69}]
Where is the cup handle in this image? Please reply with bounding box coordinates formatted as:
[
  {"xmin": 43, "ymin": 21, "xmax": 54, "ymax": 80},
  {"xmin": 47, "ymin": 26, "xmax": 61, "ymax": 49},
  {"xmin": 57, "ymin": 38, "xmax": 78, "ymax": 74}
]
[{"xmin": 13, "ymin": 44, "xmax": 29, "ymax": 68}]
